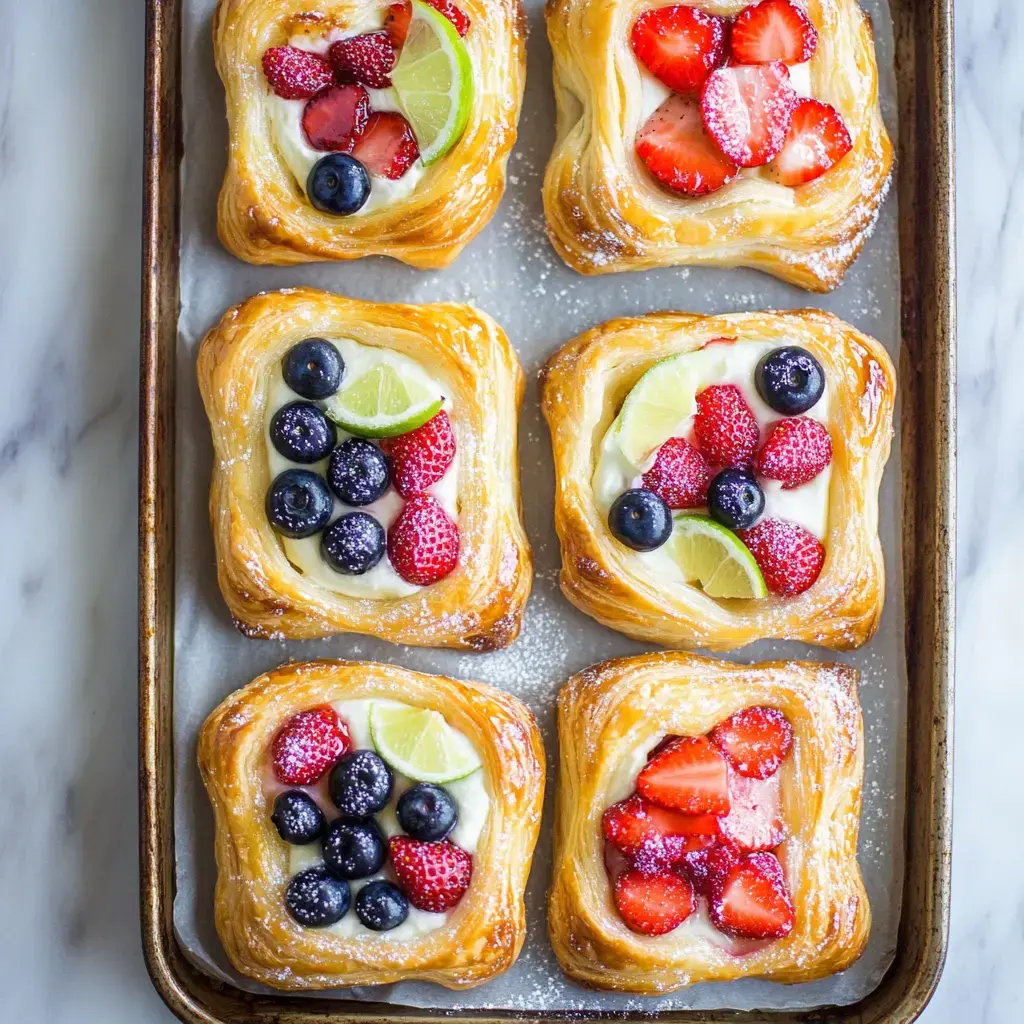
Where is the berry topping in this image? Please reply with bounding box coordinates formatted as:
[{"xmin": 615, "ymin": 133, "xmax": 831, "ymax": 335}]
[
  {"xmin": 630, "ymin": 5, "xmax": 728, "ymax": 94},
  {"xmin": 642, "ymin": 437, "xmax": 712, "ymax": 509},
  {"xmin": 681, "ymin": 837, "xmax": 742, "ymax": 894},
  {"xmin": 285, "ymin": 866, "xmax": 351, "ymax": 927},
  {"xmin": 755, "ymin": 345, "xmax": 825, "ymax": 415},
  {"xmin": 307, "ymin": 154, "xmax": 371, "ymax": 215},
  {"xmin": 328, "ymin": 438, "xmax": 391, "ymax": 506},
  {"xmin": 271, "ymin": 706, "xmax": 351, "ymax": 785},
  {"xmin": 613, "ymin": 869, "xmax": 696, "ymax": 936},
  {"xmin": 608, "ymin": 488, "xmax": 673, "ymax": 552},
  {"xmin": 329, "ymin": 31, "xmax": 396, "ymax": 89},
  {"xmin": 389, "ymin": 836, "xmax": 472, "ymax": 912},
  {"xmin": 381, "ymin": 411, "xmax": 456, "ymax": 498},
  {"xmin": 709, "ymin": 851, "xmax": 794, "ymax": 939},
  {"xmin": 738, "ymin": 517, "xmax": 825, "ymax": 596},
  {"xmin": 718, "ymin": 771, "xmax": 787, "ymax": 853},
  {"xmin": 321, "ymin": 512, "xmax": 387, "ymax": 575},
  {"xmin": 712, "ymin": 706, "xmax": 794, "ymax": 779},
  {"xmin": 266, "ymin": 469, "xmax": 333, "ymax": 538},
  {"xmin": 700, "ymin": 62, "xmax": 797, "ymax": 168},
  {"xmin": 269, "ymin": 401, "xmax": 337, "ymax": 463},
  {"xmin": 636, "ymin": 94, "xmax": 739, "ymax": 197},
  {"xmin": 693, "ymin": 384, "xmax": 760, "ymax": 467},
  {"xmin": 425, "ymin": 0, "xmax": 470, "ymax": 37},
  {"xmin": 283, "ymin": 338, "xmax": 345, "ymax": 400},
  {"xmin": 262, "ymin": 46, "xmax": 335, "ymax": 100},
  {"xmin": 322, "ymin": 816, "xmax": 387, "ymax": 880},
  {"xmin": 302, "ymin": 84, "xmax": 371, "ymax": 152},
  {"xmin": 706, "ymin": 468, "xmax": 765, "ymax": 530},
  {"xmin": 636, "ymin": 736, "xmax": 731, "ymax": 816},
  {"xmin": 387, "ymin": 495, "xmax": 460, "ymax": 586},
  {"xmin": 328, "ymin": 749, "xmax": 394, "ymax": 816},
  {"xmin": 385, "ymin": 2, "xmax": 413, "ymax": 47},
  {"xmin": 603, "ymin": 792, "xmax": 720, "ymax": 865},
  {"xmin": 397, "ymin": 783, "xmax": 459, "ymax": 843},
  {"xmin": 352, "ymin": 111, "xmax": 421, "ymax": 180},
  {"xmin": 769, "ymin": 97, "xmax": 853, "ymax": 186},
  {"xmin": 756, "ymin": 417, "xmax": 833, "ymax": 488},
  {"xmin": 355, "ymin": 879, "xmax": 410, "ymax": 931},
  {"xmin": 271, "ymin": 790, "xmax": 326, "ymax": 845},
  {"xmin": 730, "ymin": 0, "xmax": 818, "ymax": 65}
]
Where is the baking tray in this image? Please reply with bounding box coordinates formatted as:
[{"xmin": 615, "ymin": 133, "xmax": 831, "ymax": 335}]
[{"xmin": 139, "ymin": 0, "xmax": 955, "ymax": 1019}]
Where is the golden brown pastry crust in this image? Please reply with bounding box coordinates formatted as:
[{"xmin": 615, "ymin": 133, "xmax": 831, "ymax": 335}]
[
  {"xmin": 199, "ymin": 659, "xmax": 546, "ymax": 990},
  {"xmin": 214, "ymin": 0, "xmax": 525, "ymax": 267},
  {"xmin": 549, "ymin": 652, "xmax": 869, "ymax": 993},
  {"xmin": 197, "ymin": 287, "xmax": 532, "ymax": 649},
  {"xmin": 539, "ymin": 309, "xmax": 896, "ymax": 651},
  {"xmin": 543, "ymin": 0, "xmax": 893, "ymax": 291}
]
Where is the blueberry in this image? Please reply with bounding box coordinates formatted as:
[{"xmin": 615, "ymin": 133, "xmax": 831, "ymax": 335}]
[
  {"xmin": 322, "ymin": 816, "xmax": 387, "ymax": 880},
  {"xmin": 283, "ymin": 339, "xmax": 345, "ymax": 400},
  {"xmin": 266, "ymin": 469, "xmax": 333, "ymax": 538},
  {"xmin": 328, "ymin": 750, "xmax": 393, "ymax": 817},
  {"xmin": 755, "ymin": 346, "xmax": 825, "ymax": 415},
  {"xmin": 354, "ymin": 880, "xmax": 409, "ymax": 932},
  {"xmin": 285, "ymin": 866, "xmax": 350, "ymax": 927},
  {"xmin": 321, "ymin": 512, "xmax": 386, "ymax": 575},
  {"xmin": 270, "ymin": 401, "xmax": 337, "ymax": 464},
  {"xmin": 608, "ymin": 488, "xmax": 673, "ymax": 551},
  {"xmin": 397, "ymin": 783, "xmax": 458, "ymax": 843},
  {"xmin": 271, "ymin": 790, "xmax": 326, "ymax": 845},
  {"xmin": 308, "ymin": 154, "xmax": 371, "ymax": 215},
  {"xmin": 328, "ymin": 439, "xmax": 390, "ymax": 506},
  {"xmin": 707, "ymin": 469, "xmax": 765, "ymax": 530}
]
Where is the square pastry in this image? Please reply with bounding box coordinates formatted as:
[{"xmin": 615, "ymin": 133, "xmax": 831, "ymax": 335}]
[
  {"xmin": 543, "ymin": 0, "xmax": 893, "ymax": 290},
  {"xmin": 548, "ymin": 652, "xmax": 869, "ymax": 992},
  {"xmin": 199, "ymin": 659, "xmax": 546, "ymax": 989},
  {"xmin": 214, "ymin": 0, "xmax": 524, "ymax": 267},
  {"xmin": 197, "ymin": 287, "xmax": 532, "ymax": 649},
  {"xmin": 539, "ymin": 310, "xmax": 896, "ymax": 651}
]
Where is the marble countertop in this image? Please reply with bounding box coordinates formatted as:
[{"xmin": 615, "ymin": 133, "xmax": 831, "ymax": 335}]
[{"xmin": 0, "ymin": 0, "xmax": 1010, "ymax": 1021}]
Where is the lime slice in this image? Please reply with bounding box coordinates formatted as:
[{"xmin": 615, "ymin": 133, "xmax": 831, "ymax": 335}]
[
  {"xmin": 391, "ymin": 0, "xmax": 474, "ymax": 165},
  {"xmin": 324, "ymin": 363, "xmax": 443, "ymax": 437},
  {"xmin": 369, "ymin": 702, "xmax": 482, "ymax": 783},
  {"xmin": 615, "ymin": 354, "xmax": 698, "ymax": 467},
  {"xmin": 670, "ymin": 514, "xmax": 768, "ymax": 600}
]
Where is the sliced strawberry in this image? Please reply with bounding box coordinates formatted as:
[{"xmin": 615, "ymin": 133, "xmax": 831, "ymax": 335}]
[
  {"xmin": 387, "ymin": 495, "xmax": 460, "ymax": 585},
  {"xmin": 328, "ymin": 31, "xmax": 396, "ymax": 89},
  {"xmin": 389, "ymin": 836, "xmax": 472, "ymax": 912},
  {"xmin": 603, "ymin": 793, "xmax": 720, "ymax": 864},
  {"xmin": 630, "ymin": 5, "xmax": 728, "ymax": 94},
  {"xmin": 693, "ymin": 384, "xmax": 760, "ymax": 467},
  {"xmin": 682, "ymin": 837, "xmax": 742, "ymax": 894},
  {"xmin": 730, "ymin": 0, "xmax": 818, "ymax": 65},
  {"xmin": 710, "ymin": 851, "xmax": 794, "ymax": 939},
  {"xmin": 614, "ymin": 869, "xmax": 696, "ymax": 935},
  {"xmin": 637, "ymin": 736, "xmax": 731, "ymax": 816},
  {"xmin": 425, "ymin": 0, "xmax": 470, "ymax": 36},
  {"xmin": 381, "ymin": 411, "xmax": 456, "ymax": 496},
  {"xmin": 642, "ymin": 437, "xmax": 712, "ymax": 509},
  {"xmin": 719, "ymin": 771, "xmax": 787, "ymax": 853},
  {"xmin": 701, "ymin": 62, "xmax": 797, "ymax": 168},
  {"xmin": 271, "ymin": 706, "xmax": 351, "ymax": 785},
  {"xmin": 302, "ymin": 84, "xmax": 371, "ymax": 152},
  {"xmin": 262, "ymin": 46, "xmax": 335, "ymax": 100},
  {"xmin": 351, "ymin": 111, "xmax": 420, "ymax": 180},
  {"xmin": 712, "ymin": 706, "xmax": 794, "ymax": 779},
  {"xmin": 738, "ymin": 517, "xmax": 825, "ymax": 596},
  {"xmin": 384, "ymin": 2, "xmax": 413, "ymax": 47},
  {"xmin": 769, "ymin": 98, "xmax": 853, "ymax": 186},
  {"xmin": 757, "ymin": 416, "xmax": 833, "ymax": 488}
]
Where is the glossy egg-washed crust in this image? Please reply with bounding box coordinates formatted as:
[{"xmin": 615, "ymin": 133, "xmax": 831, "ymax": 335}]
[
  {"xmin": 199, "ymin": 660, "xmax": 546, "ymax": 989},
  {"xmin": 539, "ymin": 309, "xmax": 896, "ymax": 651},
  {"xmin": 543, "ymin": 0, "xmax": 893, "ymax": 291},
  {"xmin": 549, "ymin": 652, "xmax": 869, "ymax": 993},
  {"xmin": 214, "ymin": 0, "xmax": 526, "ymax": 267},
  {"xmin": 197, "ymin": 287, "xmax": 532, "ymax": 649}
]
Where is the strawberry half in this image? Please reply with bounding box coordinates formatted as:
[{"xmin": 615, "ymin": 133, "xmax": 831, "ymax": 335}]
[
  {"xmin": 302, "ymin": 84, "xmax": 371, "ymax": 152},
  {"xmin": 352, "ymin": 111, "xmax": 420, "ymax": 180},
  {"xmin": 756, "ymin": 417, "xmax": 832, "ymax": 488},
  {"xmin": 329, "ymin": 31, "xmax": 396, "ymax": 89},
  {"xmin": 389, "ymin": 836, "xmax": 472, "ymax": 912},
  {"xmin": 630, "ymin": 5, "xmax": 728, "ymax": 94},
  {"xmin": 712, "ymin": 706, "xmax": 794, "ymax": 779},
  {"xmin": 637, "ymin": 736, "xmax": 731, "ymax": 816},
  {"xmin": 693, "ymin": 384, "xmax": 760, "ymax": 467},
  {"xmin": 614, "ymin": 869, "xmax": 696, "ymax": 935},
  {"xmin": 738, "ymin": 517, "xmax": 825, "ymax": 596},
  {"xmin": 730, "ymin": 0, "xmax": 818, "ymax": 66},
  {"xmin": 642, "ymin": 437, "xmax": 712, "ymax": 509},
  {"xmin": 271, "ymin": 706, "xmax": 351, "ymax": 785},
  {"xmin": 380, "ymin": 411, "xmax": 455, "ymax": 496},
  {"xmin": 719, "ymin": 771, "xmax": 787, "ymax": 853},
  {"xmin": 262, "ymin": 46, "xmax": 335, "ymax": 100},
  {"xmin": 710, "ymin": 851, "xmax": 795, "ymax": 939},
  {"xmin": 387, "ymin": 495, "xmax": 460, "ymax": 586},
  {"xmin": 603, "ymin": 793, "xmax": 720, "ymax": 867},
  {"xmin": 769, "ymin": 98, "xmax": 853, "ymax": 186}
]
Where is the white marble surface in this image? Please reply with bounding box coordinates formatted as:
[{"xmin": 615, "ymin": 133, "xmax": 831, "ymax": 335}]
[{"xmin": 0, "ymin": 0, "xmax": 1012, "ymax": 1021}]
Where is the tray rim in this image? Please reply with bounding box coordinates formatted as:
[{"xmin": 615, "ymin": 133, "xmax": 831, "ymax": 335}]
[{"xmin": 138, "ymin": 0, "xmax": 956, "ymax": 1020}]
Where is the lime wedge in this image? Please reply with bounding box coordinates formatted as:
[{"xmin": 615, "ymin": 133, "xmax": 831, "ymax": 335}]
[
  {"xmin": 369, "ymin": 702, "xmax": 482, "ymax": 783},
  {"xmin": 615, "ymin": 354, "xmax": 698, "ymax": 467},
  {"xmin": 391, "ymin": 0, "xmax": 474, "ymax": 165},
  {"xmin": 670, "ymin": 514, "xmax": 768, "ymax": 600},
  {"xmin": 324, "ymin": 363, "xmax": 443, "ymax": 437}
]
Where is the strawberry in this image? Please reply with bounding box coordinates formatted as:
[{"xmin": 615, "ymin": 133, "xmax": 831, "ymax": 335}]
[
  {"xmin": 682, "ymin": 837, "xmax": 742, "ymax": 894},
  {"xmin": 614, "ymin": 869, "xmax": 696, "ymax": 935},
  {"xmin": 730, "ymin": 0, "xmax": 818, "ymax": 66},
  {"xmin": 426, "ymin": 0, "xmax": 471, "ymax": 36},
  {"xmin": 352, "ymin": 111, "xmax": 420, "ymax": 180},
  {"xmin": 712, "ymin": 706, "xmax": 793, "ymax": 779},
  {"xmin": 389, "ymin": 836, "xmax": 472, "ymax": 912},
  {"xmin": 769, "ymin": 98, "xmax": 853, "ymax": 186},
  {"xmin": 262, "ymin": 46, "xmax": 335, "ymax": 100},
  {"xmin": 642, "ymin": 437, "xmax": 712, "ymax": 509},
  {"xmin": 387, "ymin": 495, "xmax": 460, "ymax": 585},
  {"xmin": 302, "ymin": 84, "xmax": 371, "ymax": 152},
  {"xmin": 701, "ymin": 62, "xmax": 797, "ymax": 167},
  {"xmin": 738, "ymin": 517, "xmax": 825, "ymax": 596},
  {"xmin": 636, "ymin": 95, "xmax": 739, "ymax": 197},
  {"xmin": 603, "ymin": 793, "xmax": 720, "ymax": 864},
  {"xmin": 381, "ymin": 412, "xmax": 456, "ymax": 496},
  {"xmin": 328, "ymin": 31, "xmax": 396, "ymax": 89},
  {"xmin": 271, "ymin": 706, "xmax": 351, "ymax": 785},
  {"xmin": 630, "ymin": 5, "xmax": 728, "ymax": 94},
  {"xmin": 384, "ymin": 2, "xmax": 412, "ymax": 47},
  {"xmin": 637, "ymin": 736, "xmax": 731, "ymax": 816},
  {"xmin": 756, "ymin": 417, "xmax": 832, "ymax": 488},
  {"xmin": 693, "ymin": 384, "xmax": 760, "ymax": 467},
  {"xmin": 719, "ymin": 771, "xmax": 787, "ymax": 852},
  {"xmin": 709, "ymin": 851, "xmax": 795, "ymax": 939}
]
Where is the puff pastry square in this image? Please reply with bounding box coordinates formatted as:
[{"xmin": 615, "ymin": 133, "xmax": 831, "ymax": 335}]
[
  {"xmin": 539, "ymin": 309, "xmax": 896, "ymax": 651},
  {"xmin": 543, "ymin": 0, "xmax": 893, "ymax": 291},
  {"xmin": 199, "ymin": 659, "xmax": 546, "ymax": 989},
  {"xmin": 548, "ymin": 652, "xmax": 869, "ymax": 992},
  {"xmin": 197, "ymin": 287, "xmax": 532, "ymax": 649},
  {"xmin": 214, "ymin": 0, "xmax": 525, "ymax": 267}
]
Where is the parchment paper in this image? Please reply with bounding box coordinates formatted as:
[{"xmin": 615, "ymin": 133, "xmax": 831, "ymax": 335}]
[{"xmin": 173, "ymin": 0, "xmax": 905, "ymax": 1011}]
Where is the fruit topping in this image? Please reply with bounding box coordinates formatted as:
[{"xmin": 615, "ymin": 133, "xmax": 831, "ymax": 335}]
[
  {"xmin": 385, "ymin": 2, "xmax": 413, "ymax": 47},
  {"xmin": 387, "ymin": 495, "xmax": 460, "ymax": 585},
  {"xmin": 329, "ymin": 31, "xmax": 396, "ymax": 89},
  {"xmin": 271, "ymin": 790, "xmax": 326, "ymax": 845},
  {"xmin": 769, "ymin": 97, "xmax": 852, "ymax": 186},
  {"xmin": 322, "ymin": 816, "xmax": 388, "ymax": 880},
  {"xmin": 608, "ymin": 488, "xmax": 673, "ymax": 552},
  {"xmin": 738, "ymin": 517, "xmax": 825, "ymax": 596},
  {"xmin": 614, "ymin": 868, "xmax": 696, "ymax": 935},
  {"xmin": 389, "ymin": 836, "xmax": 472, "ymax": 912},
  {"xmin": 307, "ymin": 153, "xmax": 371, "ymax": 215},
  {"xmin": 630, "ymin": 5, "xmax": 728, "ymax": 94},
  {"xmin": 729, "ymin": 0, "xmax": 818, "ymax": 66},
  {"xmin": 706, "ymin": 468, "xmax": 765, "ymax": 530},
  {"xmin": 642, "ymin": 437, "xmax": 712, "ymax": 509},
  {"xmin": 285, "ymin": 866, "xmax": 351, "ymax": 927},
  {"xmin": 637, "ymin": 736, "xmax": 731, "ymax": 815},
  {"xmin": 325, "ymin": 362, "xmax": 443, "ymax": 438},
  {"xmin": 355, "ymin": 879, "xmax": 410, "ymax": 931},
  {"xmin": 283, "ymin": 338, "xmax": 345, "ymax": 400},
  {"xmin": 709, "ymin": 851, "xmax": 794, "ymax": 939},
  {"xmin": 681, "ymin": 837, "xmax": 742, "ymax": 894},
  {"xmin": 321, "ymin": 512, "xmax": 387, "ymax": 575},
  {"xmin": 718, "ymin": 771, "xmax": 787, "ymax": 852},
  {"xmin": 425, "ymin": 0, "xmax": 470, "ymax": 37},
  {"xmin": 369, "ymin": 701, "xmax": 483, "ymax": 782},
  {"xmin": 397, "ymin": 782, "xmax": 459, "ymax": 842},
  {"xmin": 327, "ymin": 438, "xmax": 391, "ymax": 506},
  {"xmin": 271, "ymin": 705, "xmax": 351, "ymax": 785},
  {"xmin": 269, "ymin": 401, "xmax": 337, "ymax": 463},
  {"xmin": 265, "ymin": 469, "xmax": 334, "ymax": 538},
  {"xmin": 262, "ymin": 46, "xmax": 335, "ymax": 100},
  {"xmin": 755, "ymin": 345, "xmax": 825, "ymax": 415},
  {"xmin": 693, "ymin": 384, "xmax": 760, "ymax": 467},
  {"xmin": 328, "ymin": 749, "xmax": 394, "ymax": 816},
  {"xmin": 756, "ymin": 417, "xmax": 832, "ymax": 488},
  {"xmin": 712, "ymin": 706, "xmax": 794, "ymax": 779},
  {"xmin": 352, "ymin": 111, "xmax": 421, "ymax": 179},
  {"xmin": 380, "ymin": 410, "xmax": 456, "ymax": 498},
  {"xmin": 669, "ymin": 514, "xmax": 768, "ymax": 599},
  {"xmin": 616, "ymin": 353, "xmax": 699, "ymax": 465},
  {"xmin": 302, "ymin": 84, "xmax": 371, "ymax": 152},
  {"xmin": 602, "ymin": 792, "xmax": 720, "ymax": 864}
]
